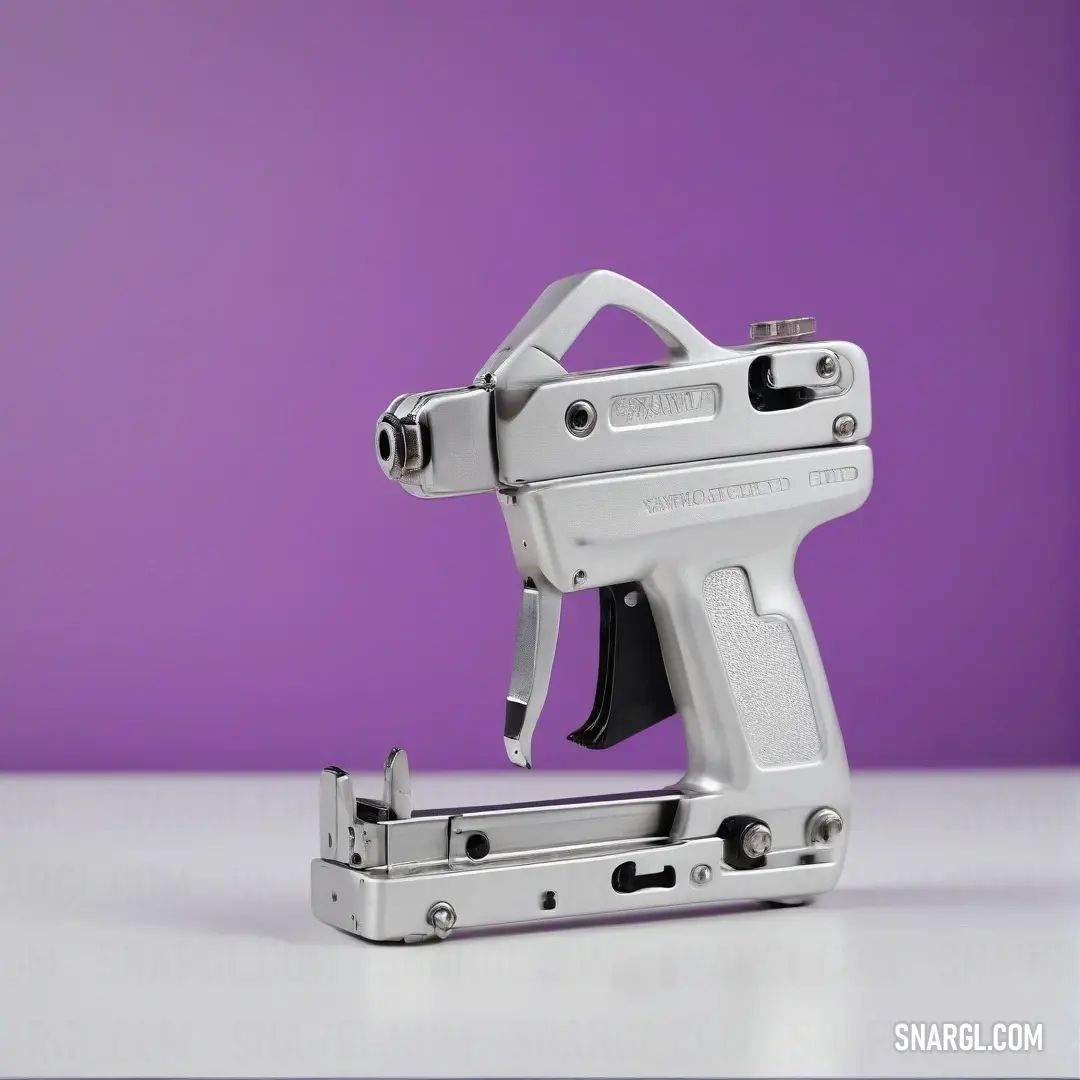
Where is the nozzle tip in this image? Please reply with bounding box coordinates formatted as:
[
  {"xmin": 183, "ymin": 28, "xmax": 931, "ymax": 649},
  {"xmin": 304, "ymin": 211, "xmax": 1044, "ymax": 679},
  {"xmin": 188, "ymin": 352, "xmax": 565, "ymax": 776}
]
[{"xmin": 375, "ymin": 416, "xmax": 404, "ymax": 479}]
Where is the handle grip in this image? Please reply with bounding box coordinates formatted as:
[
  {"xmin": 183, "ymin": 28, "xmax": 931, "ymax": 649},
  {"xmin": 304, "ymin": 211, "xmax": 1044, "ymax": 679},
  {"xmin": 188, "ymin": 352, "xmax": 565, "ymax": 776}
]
[
  {"xmin": 702, "ymin": 565, "xmax": 822, "ymax": 768},
  {"xmin": 644, "ymin": 545, "xmax": 847, "ymax": 799}
]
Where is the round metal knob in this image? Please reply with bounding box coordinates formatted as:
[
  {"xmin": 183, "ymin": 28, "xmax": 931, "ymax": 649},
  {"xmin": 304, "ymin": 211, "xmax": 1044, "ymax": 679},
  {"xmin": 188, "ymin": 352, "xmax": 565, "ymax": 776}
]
[{"xmin": 749, "ymin": 317, "xmax": 816, "ymax": 343}]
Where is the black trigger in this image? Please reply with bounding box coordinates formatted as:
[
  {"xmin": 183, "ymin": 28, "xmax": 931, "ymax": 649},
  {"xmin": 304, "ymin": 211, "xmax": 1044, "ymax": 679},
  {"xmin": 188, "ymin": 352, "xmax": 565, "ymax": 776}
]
[{"xmin": 567, "ymin": 582, "xmax": 676, "ymax": 750}]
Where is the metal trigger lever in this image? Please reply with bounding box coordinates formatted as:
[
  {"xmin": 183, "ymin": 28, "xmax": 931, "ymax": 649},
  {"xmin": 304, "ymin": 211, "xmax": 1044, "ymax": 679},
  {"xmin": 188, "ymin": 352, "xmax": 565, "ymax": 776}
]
[
  {"xmin": 568, "ymin": 583, "xmax": 676, "ymax": 751},
  {"xmin": 503, "ymin": 577, "xmax": 562, "ymax": 769}
]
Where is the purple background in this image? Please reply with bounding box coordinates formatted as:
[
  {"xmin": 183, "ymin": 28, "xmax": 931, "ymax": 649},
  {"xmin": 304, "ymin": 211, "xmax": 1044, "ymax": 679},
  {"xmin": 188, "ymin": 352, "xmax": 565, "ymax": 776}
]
[{"xmin": 1, "ymin": 1, "xmax": 1076, "ymax": 773}]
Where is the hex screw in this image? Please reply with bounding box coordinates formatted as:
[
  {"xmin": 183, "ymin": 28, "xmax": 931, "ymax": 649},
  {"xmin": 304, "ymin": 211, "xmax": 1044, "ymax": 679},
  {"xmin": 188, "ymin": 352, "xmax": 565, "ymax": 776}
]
[
  {"xmin": 833, "ymin": 414, "xmax": 857, "ymax": 440},
  {"xmin": 741, "ymin": 822, "xmax": 772, "ymax": 860}
]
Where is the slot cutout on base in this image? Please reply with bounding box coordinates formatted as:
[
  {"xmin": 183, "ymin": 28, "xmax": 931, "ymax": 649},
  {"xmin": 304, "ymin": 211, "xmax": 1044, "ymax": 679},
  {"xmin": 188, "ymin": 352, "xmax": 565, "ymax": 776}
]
[{"xmin": 611, "ymin": 861, "xmax": 676, "ymax": 894}]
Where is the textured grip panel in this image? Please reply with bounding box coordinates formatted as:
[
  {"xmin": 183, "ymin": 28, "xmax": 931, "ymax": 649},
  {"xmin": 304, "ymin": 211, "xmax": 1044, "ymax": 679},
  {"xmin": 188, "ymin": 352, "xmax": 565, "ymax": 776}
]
[{"xmin": 702, "ymin": 568, "xmax": 821, "ymax": 767}]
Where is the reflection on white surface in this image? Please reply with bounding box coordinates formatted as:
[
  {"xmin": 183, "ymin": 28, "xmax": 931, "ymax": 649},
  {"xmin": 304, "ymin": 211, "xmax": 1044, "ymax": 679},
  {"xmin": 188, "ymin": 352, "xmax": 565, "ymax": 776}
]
[{"xmin": 0, "ymin": 770, "xmax": 1076, "ymax": 1077}]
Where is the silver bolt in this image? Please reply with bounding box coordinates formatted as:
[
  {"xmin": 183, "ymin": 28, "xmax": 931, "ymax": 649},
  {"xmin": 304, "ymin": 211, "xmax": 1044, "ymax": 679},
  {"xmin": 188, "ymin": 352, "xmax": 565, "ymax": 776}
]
[
  {"xmin": 623, "ymin": 590, "xmax": 640, "ymax": 608},
  {"xmin": 427, "ymin": 902, "xmax": 457, "ymax": 939},
  {"xmin": 806, "ymin": 807, "xmax": 844, "ymax": 846},
  {"xmin": 816, "ymin": 355, "xmax": 837, "ymax": 379},
  {"xmin": 742, "ymin": 822, "xmax": 772, "ymax": 859},
  {"xmin": 690, "ymin": 863, "xmax": 712, "ymax": 886},
  {"xmin": 833, "ymin": 414, "xmax": 857, "ymax": 440},
  {"xmin": 573, "ymin": 569, "xmax": 587, "ymax": 588}
]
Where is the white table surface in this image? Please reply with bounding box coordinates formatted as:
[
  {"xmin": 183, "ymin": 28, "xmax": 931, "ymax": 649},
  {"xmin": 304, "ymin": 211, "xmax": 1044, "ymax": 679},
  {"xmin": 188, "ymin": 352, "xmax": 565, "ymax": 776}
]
[{"xmin": 1, "ymin": 769, "xmax": 1077, "ymax": 1078}]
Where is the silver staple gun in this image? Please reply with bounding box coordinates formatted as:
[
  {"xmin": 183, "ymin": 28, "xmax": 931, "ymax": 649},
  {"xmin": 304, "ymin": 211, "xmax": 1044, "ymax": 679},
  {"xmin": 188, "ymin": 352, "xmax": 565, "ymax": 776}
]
[{"xmin": 312, "ymin": 270, "xmax": 873, "ymax": 942}]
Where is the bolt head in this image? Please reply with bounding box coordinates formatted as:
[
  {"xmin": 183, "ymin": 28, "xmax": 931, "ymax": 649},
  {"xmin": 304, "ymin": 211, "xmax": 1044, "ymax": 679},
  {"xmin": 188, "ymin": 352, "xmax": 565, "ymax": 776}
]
[
  {"xmin": 807, "ymin": 808, "xmax": 844, "ymax": 846},
  {"xmin": 816, "ymin": 355, "xmax": 837, "ymax": 379},
  {"xmin": 573, "ymin": 570, "xmax": 588, "ymax": 587},
  {"xmin": 741, "ymin": 822, "xmax": 772, "ymax": 859},
  {"xmin": 833, "ymin": 414, "xmax": 857, "ymax": 440},
  {"xmin": 690, "ymin": 863, "xmax": 712, "ymax": 886},
  {"xmin": 427, "ymin": 902, "xmax": 457, "ymax": 939},
  {"xmin": 623, "ymin": 590, "xmax": 640, "ymax": 608}
]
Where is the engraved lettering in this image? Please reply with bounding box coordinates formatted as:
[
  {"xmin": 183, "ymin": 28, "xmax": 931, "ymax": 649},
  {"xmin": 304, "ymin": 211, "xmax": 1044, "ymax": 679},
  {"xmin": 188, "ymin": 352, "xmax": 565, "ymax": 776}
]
[
  {"xmin": 610, "ymin": 385, "xmax": 719, "ymax": 429},
  {"xmin": 808, "ymin": 466, "xmax": 859, "ymax": 487},
  {"xmin": 642, "ymin": 477, "xmax": 790, "ymax": 515}
]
